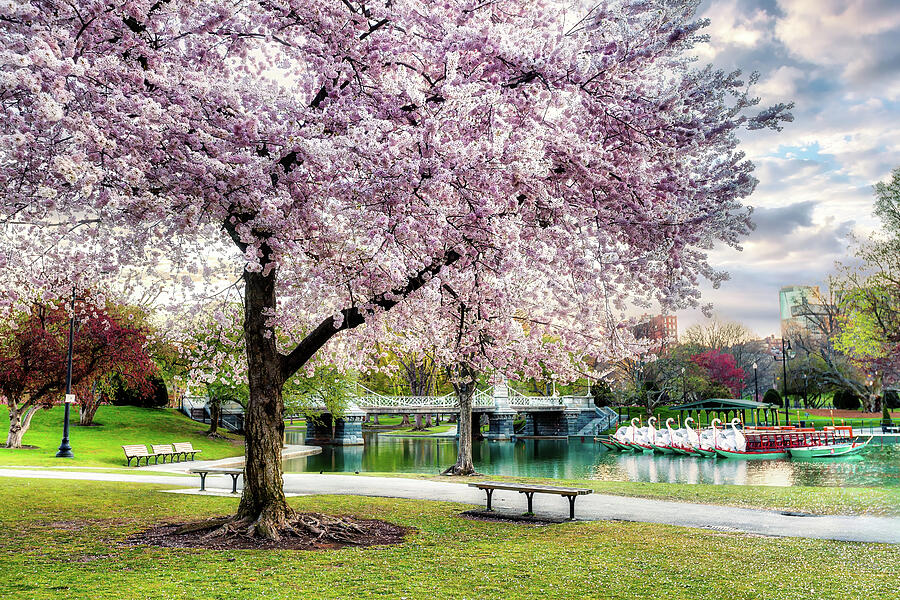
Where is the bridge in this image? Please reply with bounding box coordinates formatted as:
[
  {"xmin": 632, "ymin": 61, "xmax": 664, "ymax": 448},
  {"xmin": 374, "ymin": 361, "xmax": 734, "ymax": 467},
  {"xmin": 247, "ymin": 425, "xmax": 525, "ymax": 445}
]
[{"xmin": 303, "ymin": 381, "xmax": 619, "ymax": 445}]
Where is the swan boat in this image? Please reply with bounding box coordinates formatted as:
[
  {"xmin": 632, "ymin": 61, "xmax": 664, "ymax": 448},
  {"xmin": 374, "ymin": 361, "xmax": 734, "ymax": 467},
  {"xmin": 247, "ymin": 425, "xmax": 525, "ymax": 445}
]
[{"xmin": 788, "ymin": 437, "xmax": 872, "ymax": 458}]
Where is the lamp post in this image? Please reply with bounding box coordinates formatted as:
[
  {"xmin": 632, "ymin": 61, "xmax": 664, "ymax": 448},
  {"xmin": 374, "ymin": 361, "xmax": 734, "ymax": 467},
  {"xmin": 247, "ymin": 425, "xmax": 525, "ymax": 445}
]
[
  {"xmin": 681, "ymin": 366, "xmax": 686, "ymax": 402},
  {"xmin": 778, "ymin": 338, "xmax": 795, "ymax": 426},
  {"xmin": 55, "ymin": 288, "xmax": 76, "ymax": 458},
  {"xmin": 802, "ymin": 373, "xmax": 808, "ymax": 409},
  {"xmin": 753, "ymin": 362, "xmax": 759, "ymax": 403}
]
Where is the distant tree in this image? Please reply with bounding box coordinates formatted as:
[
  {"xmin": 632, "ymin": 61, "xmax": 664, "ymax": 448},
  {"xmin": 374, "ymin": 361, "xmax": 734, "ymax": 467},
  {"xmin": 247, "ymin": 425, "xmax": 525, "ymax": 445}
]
[
  {"xmin": 763, "ymin": 388, "xmax": 783, "ymax": 408},
  {"xmin": 832, "ymin": 388, "xmax": 861, "ymax": 411},
  {"xmin": 690, "ymin": 350, "xmax": 745, "ymax": 397},
  {"xmin": 0, "ymin": 294, "xmax": 155, "ymax": 446}
]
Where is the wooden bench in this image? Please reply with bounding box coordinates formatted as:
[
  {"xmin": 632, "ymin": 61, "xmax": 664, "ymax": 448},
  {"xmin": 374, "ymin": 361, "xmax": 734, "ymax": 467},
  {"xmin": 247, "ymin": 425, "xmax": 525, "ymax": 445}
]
[
  {"xmin": 122, "ymin": 444, "xmax": 156, "ymax": 467},
  {"xmin": 189, "ymin": 468, "xmax": 243, "ymax": 493},
  {"xmin": 469, "ymin": 481, "xmax": 593, "ymax": 520},
  {"xmin": 172, "ymin": 442, "xmax": 202, "ymax": 461},
  {"xmin": 151, "ymin": 444, "xmax": 178, "ymax": 463}
]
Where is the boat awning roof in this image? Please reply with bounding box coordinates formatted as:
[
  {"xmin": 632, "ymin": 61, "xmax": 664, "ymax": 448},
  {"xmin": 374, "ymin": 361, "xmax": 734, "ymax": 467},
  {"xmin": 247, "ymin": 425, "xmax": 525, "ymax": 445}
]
[{"xmin": 668, "ymin": 398, "xmax": 777, "ymax": 411}]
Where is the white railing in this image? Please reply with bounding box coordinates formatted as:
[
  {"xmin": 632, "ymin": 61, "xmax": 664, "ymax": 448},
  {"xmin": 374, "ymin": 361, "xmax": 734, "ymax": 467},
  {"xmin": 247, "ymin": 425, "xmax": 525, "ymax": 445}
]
[{"xmin": 507, "ymin": 388, "xmax": 566, "ymax": 408}]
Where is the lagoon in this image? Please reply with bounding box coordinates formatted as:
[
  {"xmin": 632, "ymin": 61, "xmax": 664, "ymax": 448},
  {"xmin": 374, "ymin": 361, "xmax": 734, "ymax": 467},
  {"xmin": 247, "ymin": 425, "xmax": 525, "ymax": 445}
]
[{"xmin": 284, "ymin": 431, "xmax": 900, "ymax": 488}]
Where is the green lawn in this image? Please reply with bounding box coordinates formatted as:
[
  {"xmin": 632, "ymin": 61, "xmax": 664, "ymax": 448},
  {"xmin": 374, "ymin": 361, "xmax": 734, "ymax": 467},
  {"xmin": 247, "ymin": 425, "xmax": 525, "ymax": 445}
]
[
  {"xmin": 0, "ymin": 405, "xmax": 245, "ymax": 468},
  {"xmin": 0, "ymin": 478, "xmax": 896, "ymax": 600},
  {"xmin": 383, "ymin": 424, "xmax": 456, "ymax": 436}
]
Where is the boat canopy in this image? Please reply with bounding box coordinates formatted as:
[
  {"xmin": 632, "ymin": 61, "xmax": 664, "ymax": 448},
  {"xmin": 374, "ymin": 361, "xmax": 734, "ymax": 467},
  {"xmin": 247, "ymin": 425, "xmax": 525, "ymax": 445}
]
[{"xmin": 669, "ymin": 398, "xmax": 778, "ymax": 411}]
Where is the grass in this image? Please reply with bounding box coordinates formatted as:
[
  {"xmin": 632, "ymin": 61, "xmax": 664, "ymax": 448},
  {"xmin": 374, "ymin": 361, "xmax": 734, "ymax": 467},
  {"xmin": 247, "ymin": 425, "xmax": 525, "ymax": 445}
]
[
  {"xmin": 382, "ymin": 424, "xmax": 456, "ymax": 436},
  {"xmin": 0, "ymin": 405, "xmax": 245, "ymax": 468},
  {"xmin": 0, "ymin": 478, "xmax": 897, "ymax": 600},
  {"xmin": 356, "ymin": 472, "xmax": 900, "ymax": 517}
]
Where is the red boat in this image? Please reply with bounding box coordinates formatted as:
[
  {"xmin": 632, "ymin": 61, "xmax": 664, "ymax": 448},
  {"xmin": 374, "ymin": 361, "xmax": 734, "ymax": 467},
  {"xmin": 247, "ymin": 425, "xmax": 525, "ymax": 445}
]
[{"xmin": 716, "ymin": 426, "xmax": 855, "ymax": 459}]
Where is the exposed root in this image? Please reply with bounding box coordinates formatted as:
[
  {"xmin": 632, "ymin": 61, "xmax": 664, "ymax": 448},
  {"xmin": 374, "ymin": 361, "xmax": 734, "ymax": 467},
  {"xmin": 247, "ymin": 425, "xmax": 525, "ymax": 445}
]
[
  {"xmin": 129, "ymin": 513, "xmax": 407, "ymax": 551},
  {"xmin": 174, "ymin": 516, "xmax": 232, "ymax": 535},
  {"xmin": 441, "ymin": 464, "xmax": 483, "ymax": 476}
]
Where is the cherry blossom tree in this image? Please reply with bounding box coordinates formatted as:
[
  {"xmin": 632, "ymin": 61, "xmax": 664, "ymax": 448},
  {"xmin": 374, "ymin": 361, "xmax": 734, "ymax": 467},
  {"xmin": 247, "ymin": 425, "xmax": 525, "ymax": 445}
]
[
  {"xmin": 0, "ymin": 0, "xmax": 790, "ymax": 538},
  {"xmin": 690, "ymin": 349, "xmax": 745, "ymax": 397}
]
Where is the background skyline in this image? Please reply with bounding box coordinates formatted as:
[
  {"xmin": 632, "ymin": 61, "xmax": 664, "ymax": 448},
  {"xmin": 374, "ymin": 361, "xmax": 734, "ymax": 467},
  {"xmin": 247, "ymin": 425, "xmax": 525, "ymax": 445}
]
[{"xmin": 674, "ymin": 0, "xmax": 900, "ymax": 337}]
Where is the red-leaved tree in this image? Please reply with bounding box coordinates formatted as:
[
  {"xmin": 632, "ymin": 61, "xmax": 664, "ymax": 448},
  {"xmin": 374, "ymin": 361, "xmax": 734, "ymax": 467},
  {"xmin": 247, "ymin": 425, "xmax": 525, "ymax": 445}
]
[
  {"xmin": 0, "ymin": 297, "xmax": 155, "ymax": 447},
  {"xmin": 690, "ymin": 350, "xmax": 746, "ymax": 398}
]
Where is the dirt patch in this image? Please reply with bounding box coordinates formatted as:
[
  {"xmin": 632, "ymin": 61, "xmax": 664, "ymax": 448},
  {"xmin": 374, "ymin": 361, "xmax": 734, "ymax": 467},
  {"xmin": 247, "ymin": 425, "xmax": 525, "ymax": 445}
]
[
  {"xmin": 48, "ymin": 520, "xmax": 90, "ymax": 531},
  {"xmin": 125, "ymin": 514, "xmax": 409, "ymax": 551},
  {"xmin": 459, "ymin": 509, "xmax": 564, "ymax": 526}
]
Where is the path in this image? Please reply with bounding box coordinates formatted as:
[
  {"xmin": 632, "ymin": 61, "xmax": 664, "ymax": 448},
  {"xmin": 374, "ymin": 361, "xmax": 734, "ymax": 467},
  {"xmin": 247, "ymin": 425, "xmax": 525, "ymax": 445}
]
[{"xmin": 1, "ymin": 467, "xmax": 897, "ymax": 544}]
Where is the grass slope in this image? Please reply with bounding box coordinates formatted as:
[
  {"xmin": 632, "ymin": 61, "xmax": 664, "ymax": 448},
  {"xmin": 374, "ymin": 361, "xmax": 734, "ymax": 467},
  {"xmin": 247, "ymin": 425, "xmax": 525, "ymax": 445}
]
[
  {"xmin": 0, "ymin": 478, "xmax": 897, "ymax": 600},
  {"xmin": 0, "ymin": 405, "xmax": 244, "ymax": 468}
]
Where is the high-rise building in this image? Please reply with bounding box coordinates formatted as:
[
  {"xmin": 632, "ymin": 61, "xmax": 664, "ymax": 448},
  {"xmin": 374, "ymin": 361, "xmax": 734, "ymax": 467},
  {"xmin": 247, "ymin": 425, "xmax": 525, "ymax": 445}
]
[{"xmin": 779, "ymin": 285, "xmax": 822, "ymax": 336}]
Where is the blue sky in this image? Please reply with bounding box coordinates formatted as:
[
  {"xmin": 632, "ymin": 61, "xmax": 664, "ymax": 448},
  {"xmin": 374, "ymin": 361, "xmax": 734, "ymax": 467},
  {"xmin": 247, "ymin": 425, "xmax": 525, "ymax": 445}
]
[{"xmin": 674, "ymin": 0, "xmax": 900, "ymax": 337}]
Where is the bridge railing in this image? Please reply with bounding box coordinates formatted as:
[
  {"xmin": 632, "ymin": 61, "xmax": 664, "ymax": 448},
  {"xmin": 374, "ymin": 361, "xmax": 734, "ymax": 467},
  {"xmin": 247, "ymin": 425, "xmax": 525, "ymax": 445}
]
[{"xmin": 507, "ymin": 388, "xmax": 566, "ymax": 408}]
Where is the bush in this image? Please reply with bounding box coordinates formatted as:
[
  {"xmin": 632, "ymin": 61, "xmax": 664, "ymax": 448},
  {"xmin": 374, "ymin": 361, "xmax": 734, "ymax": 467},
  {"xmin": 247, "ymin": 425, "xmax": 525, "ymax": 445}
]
[
  {"xmin": 832, "ymin": 388, "xmax": 861, "ymax": 411},
  {"xmin": 590, "ymin": 381, "xmax": 615, "ymax": 408},
  {"xmin": 884, "ymin": 389, "xmax": 899, "ymax": 410},
  {"xmin": 883, "ymin": 403, "xmax": 894, "ymax": 425},
  {"xmin": 110, "ymin": 374, "xmax": 169, "ymax": 408},
  {"xmin": 762, "ymin": 388, "xmax": 782, "ymax": 407}
]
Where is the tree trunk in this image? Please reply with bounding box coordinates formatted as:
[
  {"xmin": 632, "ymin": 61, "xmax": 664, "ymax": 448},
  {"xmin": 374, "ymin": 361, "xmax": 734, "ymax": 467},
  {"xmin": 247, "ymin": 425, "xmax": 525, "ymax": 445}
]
[
  {"xmin": 79, "ymin": 388, "xmax": 101, "ymax": 426},
  {"xmin": 235, "ymin": 267, "xmax": 290, "ymax": 539},
  {"xmin": 401, "ymin": 414, "xmax": 411, "ymax": 426},
  {"xmin": 443, "ymin": 378, "xmax": 479, "ymax": 476},
  {"xmin": 206, "ymin": 400, "xmax": 221, "ymax": 436},
  {"xmin": 6, "ymin": 402, "xmax": 39, "ymax": 448},
  {"xmin": 413, "ymin": 413, "xmax": 425, "ymax": 430},
  {"xmin": 425, "ymin": 414, "xmax": 433, "ymax": 428},
  {"xmin": 372, "ymin": 414, "xmax": 380, "ymax": 425}
]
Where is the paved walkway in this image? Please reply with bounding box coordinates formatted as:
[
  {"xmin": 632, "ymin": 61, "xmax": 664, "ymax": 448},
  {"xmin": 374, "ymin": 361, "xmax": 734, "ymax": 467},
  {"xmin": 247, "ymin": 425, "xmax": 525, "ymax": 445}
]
[{"xmin": 1, "ymin": 467, "xmax": 897, "ymax": 544}]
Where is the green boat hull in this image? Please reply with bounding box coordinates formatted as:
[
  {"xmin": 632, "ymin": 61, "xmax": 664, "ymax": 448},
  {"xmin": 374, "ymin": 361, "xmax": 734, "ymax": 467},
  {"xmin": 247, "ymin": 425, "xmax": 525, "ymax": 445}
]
[
  {"xmin": 695, "ymin": 448, "xmax": 717, "ymax": 458},
  {"xmin": 788, "ymin": 441, "xmax": 869, "ymax": 459},
  {"xmin": 715, "ymin": 449, "xmax": 787, "ymax": 460},
  {"xmin": 651, "ymin": 443, "xmax": 674, "ymax": 454}
]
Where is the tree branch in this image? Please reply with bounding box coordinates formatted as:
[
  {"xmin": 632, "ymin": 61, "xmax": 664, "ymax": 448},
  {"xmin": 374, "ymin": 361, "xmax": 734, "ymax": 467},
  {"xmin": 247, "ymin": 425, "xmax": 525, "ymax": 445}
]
[{"xmin": 279, "ymin": 249, "xmax": 461, "ymax": 378}]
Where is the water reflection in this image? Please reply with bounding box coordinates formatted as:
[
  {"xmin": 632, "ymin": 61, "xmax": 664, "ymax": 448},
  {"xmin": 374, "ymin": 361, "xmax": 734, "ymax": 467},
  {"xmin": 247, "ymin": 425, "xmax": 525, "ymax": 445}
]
[{"xmin": 282, "ymin": 431, "xmax": 899, "ymax": 488}]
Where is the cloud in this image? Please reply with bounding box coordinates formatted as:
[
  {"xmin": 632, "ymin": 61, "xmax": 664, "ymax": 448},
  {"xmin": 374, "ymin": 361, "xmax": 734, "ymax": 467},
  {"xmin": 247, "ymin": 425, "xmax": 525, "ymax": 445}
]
[{"xmin": 774, "ymin": 0, "xmax": 900, "ymax": 88}]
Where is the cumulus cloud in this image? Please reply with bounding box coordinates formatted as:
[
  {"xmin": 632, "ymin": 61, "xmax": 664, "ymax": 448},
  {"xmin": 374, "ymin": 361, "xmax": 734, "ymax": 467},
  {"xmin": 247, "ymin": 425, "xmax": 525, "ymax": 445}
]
[{"xmin": 672, "ymin": 1, "xmax": 900, "ymax": 336}]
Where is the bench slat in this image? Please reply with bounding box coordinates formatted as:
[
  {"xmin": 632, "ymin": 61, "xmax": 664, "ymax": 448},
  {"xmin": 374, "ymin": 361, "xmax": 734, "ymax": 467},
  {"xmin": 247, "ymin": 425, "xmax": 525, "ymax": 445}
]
[{"xmin": 468, "ymin": 481, "xmax": 592, "ymax": 495}]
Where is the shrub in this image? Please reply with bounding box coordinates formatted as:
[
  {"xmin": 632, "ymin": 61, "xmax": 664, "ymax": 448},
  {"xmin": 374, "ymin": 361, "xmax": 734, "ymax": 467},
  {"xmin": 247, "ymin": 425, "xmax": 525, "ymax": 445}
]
[
  {"xmin": 884, "ymin": 389, "xmax": 899, "ymax": 410},
  {"xmin": 832, "ymin": 388, "xmax": 861, "ymax": 411},
  {"xmin": 763, "ymin": 388, "xmax": 782, "ymax": 407},
  {"xmin": 110, "ymin": 374, "xmax": 169, "ymax": 408},
  {"xmin": 590, "ymin": 381, "xmax": 615, "ymax": 408},
  {"xmin": 883, "ymin": 403, "xmax": 893, "ymax": 425}
]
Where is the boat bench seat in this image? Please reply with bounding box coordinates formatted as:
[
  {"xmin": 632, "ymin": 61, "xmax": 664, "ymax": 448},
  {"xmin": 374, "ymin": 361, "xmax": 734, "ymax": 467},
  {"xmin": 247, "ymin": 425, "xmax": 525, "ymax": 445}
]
[{"xmin": 468, "ymin": 481, "xmax": 592, "ymax": 520}]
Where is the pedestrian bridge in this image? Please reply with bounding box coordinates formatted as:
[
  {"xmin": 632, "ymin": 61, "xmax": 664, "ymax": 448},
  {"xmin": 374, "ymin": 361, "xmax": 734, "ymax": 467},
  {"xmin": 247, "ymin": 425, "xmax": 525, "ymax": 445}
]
[{"xmin": 302, "ymin": 382, "xmax": 619, "ymax": 445}]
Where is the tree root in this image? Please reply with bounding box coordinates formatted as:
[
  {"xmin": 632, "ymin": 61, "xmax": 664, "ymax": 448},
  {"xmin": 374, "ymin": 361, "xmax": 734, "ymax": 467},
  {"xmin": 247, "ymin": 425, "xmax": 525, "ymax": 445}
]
[
  {"xmin": 174, "ymin": 512, "xmax": 369, "ymax": 544},
  {"xmin": 441, "ymin": 464, "xmax": 483, "ymax": 476}
]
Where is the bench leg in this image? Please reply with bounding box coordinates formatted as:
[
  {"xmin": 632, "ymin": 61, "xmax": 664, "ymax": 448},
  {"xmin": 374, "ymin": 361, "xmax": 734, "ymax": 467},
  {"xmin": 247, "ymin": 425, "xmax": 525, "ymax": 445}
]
[
  {"xmin": 521, "ymin": 491, "xmax": 535, "ymax": 515},
  {"xmin": 566, "ymin": 495, "xmax": 576, "ymax": 520},
  {"xmin": 198, "ymin": 472, "xmax": 207, "ymax": 492},
  {"xmin": 230, "ymin": 474, "xmax": 240, "ymax": 494},
  {"xmin": 484, "ymin": 489, "xmax": 494, "ymax": 511}
]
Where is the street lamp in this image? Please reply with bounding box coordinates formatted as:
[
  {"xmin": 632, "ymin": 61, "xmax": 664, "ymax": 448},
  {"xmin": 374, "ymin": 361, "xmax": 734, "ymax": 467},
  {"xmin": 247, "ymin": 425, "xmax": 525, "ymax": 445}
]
[
  {"xmin": 752, "ymin": 362, "xmax": 759, "ymax": 403},
  {"xmin": 56, "ymin": 288, "xmax": 76, "ymax": 458},
  {"xmin": 681, "ymin": 366, "xmax": 686, "ymax": 402},
  {"xmin": 802, "ymin": 373, "xmax": 808, "ymax": 409},
  {"xmin": 776, "ymin": 338, "xmax": 795, "ymax": 426}
]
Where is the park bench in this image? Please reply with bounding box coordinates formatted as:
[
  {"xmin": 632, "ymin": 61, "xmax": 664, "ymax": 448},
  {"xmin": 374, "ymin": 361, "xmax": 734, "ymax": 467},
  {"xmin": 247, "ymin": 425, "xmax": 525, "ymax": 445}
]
[
  {"xmin": 469, "ymin": 481, "xmax": 593, "ymax": 520},
  {"xmin": 189, "ymin": 468, "xmax": 244, "ymax": 493},
  {"xmin": 151, "ymin": 444, "xmax": 178, "ymax": 463},
  {"xmin": 122, "ymin": 444, "xmax": 157, "ymax": 467},
  {"xmin": 172, "ymin": 442, "xmax": 202, "ymax": 461}
]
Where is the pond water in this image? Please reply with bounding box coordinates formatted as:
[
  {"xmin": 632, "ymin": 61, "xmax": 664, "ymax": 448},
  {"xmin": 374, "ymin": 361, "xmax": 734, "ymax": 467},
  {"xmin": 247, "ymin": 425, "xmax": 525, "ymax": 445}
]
[{"xmin": 283, "ymin": 431, "xmax": 900, "ymax": 488}]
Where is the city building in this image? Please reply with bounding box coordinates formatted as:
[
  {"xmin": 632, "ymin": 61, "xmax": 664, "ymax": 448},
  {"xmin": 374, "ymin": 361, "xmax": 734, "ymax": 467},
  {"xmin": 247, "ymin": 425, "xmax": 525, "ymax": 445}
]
[
  {"xmin": 779, "ymin": 285, "xmax": 824, "ymax": 336},
  {"xmin": 633, "ymin": 314, "xmax": 678, "ymax": 353}
]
